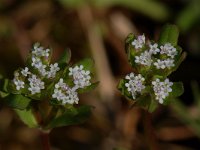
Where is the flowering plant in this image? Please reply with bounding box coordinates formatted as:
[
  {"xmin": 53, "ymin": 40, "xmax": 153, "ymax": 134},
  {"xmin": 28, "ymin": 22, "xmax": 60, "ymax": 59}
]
[
  {"xmin": 118, "ymin": 25, "xmax": 186, "ymax": 112},
  {"xmin": 0, "ymin": 43, "xmax": 98, "ymax": 131}
]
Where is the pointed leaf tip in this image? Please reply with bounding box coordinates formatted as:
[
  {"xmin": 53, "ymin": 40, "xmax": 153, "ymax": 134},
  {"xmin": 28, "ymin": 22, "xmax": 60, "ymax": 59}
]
[{"xmin": 158, "ymin": 24, "xmax": 179, "ymax": 46}]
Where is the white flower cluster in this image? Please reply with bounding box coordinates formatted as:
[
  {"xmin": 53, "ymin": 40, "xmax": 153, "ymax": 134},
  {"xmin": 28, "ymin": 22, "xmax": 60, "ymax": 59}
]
[
  {"xmin": 13, "ymin": 67, "xmax": 45, "ymax": 94},
  {"xmin": 28, "ymin": 74, "xmax": 45, "ymax": 94},
  {"xmin": 32, "ymin": 43, "xmax": 50, "ymax": 57},
  {"xmin": 135, "ymin": 51, "xmax": 152, "ymax": 66},
  {"xmin": 52, "ymin": 65, "xmax": 92, "ymax": 105},
  {"xmin": 13, "ymin": 76, "xmax": 25, "ymax": 91},
  {"xmin": 152, "ymin": 78, "xmax": 173, "ymax": 104},
  {"xmin": 52, "ymin": 78, "xmax": 79, "ymax": 105},
  {"xmin": 12, "ymin": 43, "xmax": 94, "ymax": 106},
  {"xmin": 13, "ymin": 43, "xmax": 60, "ymax": 94},
  {"xmin": 69, "ymin": 65, "xmax": 91, "ymax": 89},
  {"xmin": 131, "ymin": 35, "xmax": 145, "ymax": 49},
  {"xmin": 125, "ymin": 73, "xmax": 145, "ymax": 99},
  {"xmin": 123, "ymin": 72, "xmax": 173, "ymax": 104},
  {"xmin": 31, "ymin": 43, "xmax": 60, "ymax": 78},
  {"xmin": 132, "ymin": 35, "xmax": 177, "ymax": 69}
]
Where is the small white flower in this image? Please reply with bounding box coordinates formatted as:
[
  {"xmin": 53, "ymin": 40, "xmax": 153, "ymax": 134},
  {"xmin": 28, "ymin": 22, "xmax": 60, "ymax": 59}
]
[
  {"xmin": 55, "ymin": 78, "xmax": 67, "ymax": 89},
  {"xmin": 43, "ymin": 49, "xmax": 50, "ymax": 57},
  {"xmin": 52, "ymin": 79, "xmax": 79, "ymax": 105},
  {"xmin": 63, "ymin": 88, "xmax": 79, "ymax": 104},
  {"xmin": 152, "ymin": 78, "xmax": 173, "ymax": 104},
  {"xmin": 13, "ymin": 79, "xmax": 25, "ymax": 90},
  {"xmin": 31, "ymin": 57, "xmax": 43, "ymax": 69},
  {"xmin": 21, "ymin": 67, "xmax": 31, "ymax": 77},
  {"xmin": 154, "ymin": 59, "xmax": 175, "ymax": 69},
  {"xmin": 160, "ymin": 43, "xmax": 177, "ymax": 58},
  {"xmin": 32, "ymin": 43, "xmax": 44, "ymax": 56},
  {"xmin": 125, "ymin": 72, "xmax": 135, "ymax": 80},
  {"xmin": 135, "ymin": 51, "xmax": 152, "ymax": 66},
  {"xmin": 38, "ymin": 64, "xmax": 47, "ymax": 77},
  {"xmin": 52, "ymin": 89, "xmax": 65, "ymax": 101},
  {"xmin": 164, "ymin": 58, "xmax": 175, "ymax": 68},
  {"xmin": 125, "ymin": 73, "xmax": 145, "ymax": 99},
  {"xmin": 28, "ymin": 74, "xmax": 45, "ymax": 94},
  {"xmin": 154, "ymin": 59, "xmax": 166, "ymax": 69},
  {"xmin": 149, "ymin": 43, "xmax": 160, "ymax": 54},
  {"xmin": 131, "ymin": 34, "xmax": 145, "ymax": 49},
  {"xmin": 47, "ymin": 63, "xmax": 60, "ymax": 78},
  {"xmin": 32, "ymin": 43, "xmax": 50, "ymax": 57},
  {"xmin": 28, "ymin": 86, "xmax": 41, "ymax": 95},
  {"xmin": 69, "ymin": 65, "xmax": 91, "ymax": 89}
]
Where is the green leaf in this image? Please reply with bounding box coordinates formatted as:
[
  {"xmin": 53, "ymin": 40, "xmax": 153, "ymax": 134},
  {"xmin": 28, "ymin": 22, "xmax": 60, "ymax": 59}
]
[
  {"xmin": 176, "ymin": 0, "xmax": 200, "ymax": 32},
  {"xmin": 77, "ymin": 81, "xmax": 99, "ymax": 93},
  {"xmin": 3, "ymin": 79, "xmax": 9, "ymax": 92},
  {"xmin": 5, "ymin": 94, "xmax": 31, "ymax": 109},
  {"xmin": 0, "ymin": 91, "xmax": 9, "ymax": 98},
  {"xmin": 76, "ymin": 58, "xmax": 94, "ymax": 72},
  {"xmin": 58, "ymin": 48, "xmax": 71, "ymax": 65},
  {"xmin": 135, "ymin": 94, "xmax": 151, "ymax": 109},
  {"xmin": 125, "ymin": 33, "xmax": 135, "ymax": 53},
  {"xmin": 94, "ymin": 0, "xmax": 169, "ymax": 21},
  {"xmin": 15, "ymin": 108, "xmax": 38, "ymax": 128},
  {"xmin": 163, "ymin": 82, "xmax": 184, "ymax": 105},
  {"xmin": 117, "ymin": 79, "xmax": 133, "ymax": 100},
  {"xmin": 46, "ymin": 105, "xmax": 92, "ymax": 129},
  {"xmin": 158, "ymin": 24, "xmax": 179, "ymax": 46},
  {"xmin": 171, "ymin": 52, "xmax": 187, "ymax": 73},
  {"xmin": 171, "ymin": 82, "xmax": 184, "ymax": 97},
  {"xmin": 148, "ymin": 98, "xmax": 158, "ymax": 113}
]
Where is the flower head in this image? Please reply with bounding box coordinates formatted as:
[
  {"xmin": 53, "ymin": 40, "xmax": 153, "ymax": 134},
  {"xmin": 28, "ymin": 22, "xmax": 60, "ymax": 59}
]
[
  {"xmin": 31, "ymin": 57, "xmax": 43, "ymax": 69},
  {"xmin": 69, "ymin": 65, "xmax": 91, "ymax": 89},
  {"xmin": 125, "ymin": 73, "xmax": 145, "ymax": 99},
  {"xmin": 149, "ymin": 43, "xmax": 160, "ymax": 54},
  {"xmin": 47, "ymin": 63, "xmax": 60, "ymax": 78},
  {"xmin": 32, "ymin": 43, "xmax": 50, "ymax": 57},
  {"xmin": 154, "ymin": 59, "xmax": 175, "ymax": 69},
  {"xmin": 13, "ymin": 79, "xmax": 25, "ymax": 90},
  {"xmin": 28, "ymin": 74, "xmax": 45, "ymax": 94},
  {"xmin": 160, "ymin": 43, "xmax": 177, "ymax": 58},
  {"xmin": 132, "ymin": 34, "xmax": 145, "ymax": 49},
  {"xmin": 135, "ymin": 51, "xmax": 152, "ymax": 66},
  {"xmin": 21, "ymin": 67, "xmax": 31, "ymax": 77},
  {"xmin": 52, "ymin": 78, "xmax": 79, "ymax": 105},
  {"xmin": 152, "ymin": 78, "xmax": 173, "ymax": 104}
]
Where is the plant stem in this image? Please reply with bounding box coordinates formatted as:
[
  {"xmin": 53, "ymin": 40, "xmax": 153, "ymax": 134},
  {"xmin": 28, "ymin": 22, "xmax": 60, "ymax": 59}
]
[
  {"xmin": 143, "ymin": 110, "xmax": 160, "ymax": 150},
  {"xmin": 40, "ymin": 130, "xmax": 51, "ymax": 150}
]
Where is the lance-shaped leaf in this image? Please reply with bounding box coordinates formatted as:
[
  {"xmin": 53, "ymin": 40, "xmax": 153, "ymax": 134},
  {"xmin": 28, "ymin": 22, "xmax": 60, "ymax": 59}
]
[
  {"xmin": 163, "ymin": 82, "xmax": 184, "ymax": 105},
  {"xmin": 58, "ymin": 48, "xmax": 71, "ymax": 66},
  {"xmin": 5, "ymin": 94, "xmax": 31, "ymax": 110},
  {"xmin": 158, "ymin": 24, "xmax": 179, "ymax": 46},
  {"xmin": 117, "ymin": 79, "xmax": 133, "ymax": 100},
  {"xmin": 76, "ymin": 58, "xmax": 94, "ymax": 72},
  {"xmin": 46, "ymin": 105, "xmax": 92, "ymax": 129},
  {"xmin": 15, "ymin": 108, "xmax": 38, "ymax": 128},
  {"xmin": 0, "ymin": 91, "xmax": 9, "ymax": 98}
]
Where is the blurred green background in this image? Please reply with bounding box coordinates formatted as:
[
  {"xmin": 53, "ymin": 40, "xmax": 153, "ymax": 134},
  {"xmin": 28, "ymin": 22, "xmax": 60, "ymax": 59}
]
[{"xmin": 0, "ymin": 0, "xmax": 200, "ymax": 150}]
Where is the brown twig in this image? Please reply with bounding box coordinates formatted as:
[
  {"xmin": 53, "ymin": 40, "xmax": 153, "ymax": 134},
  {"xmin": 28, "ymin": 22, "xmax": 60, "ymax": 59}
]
[
  {"xmin": 40, "ymin": 130, "xmax": 51, "ymax": 150},
  {"xmin": 143, "ymin": 110, "xmax": 160, "ymax": 150}
]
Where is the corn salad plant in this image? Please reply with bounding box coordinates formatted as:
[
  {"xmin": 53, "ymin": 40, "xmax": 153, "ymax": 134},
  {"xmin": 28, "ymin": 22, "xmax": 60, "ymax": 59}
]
[
  {"xmin": 118, "ymin": 24, "xmax": 186, "ymax": 112},
  {"xmin": 0, "ymin": 43, "xmax": 98, "ymax": 149}
]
